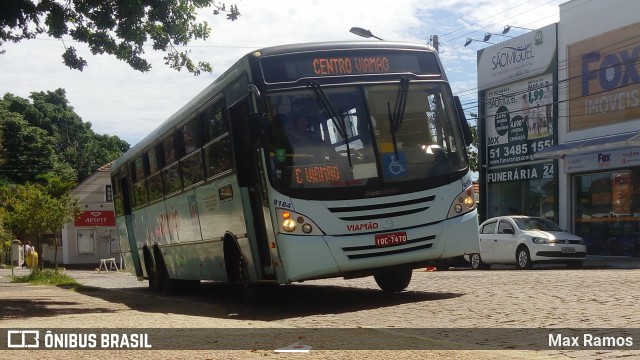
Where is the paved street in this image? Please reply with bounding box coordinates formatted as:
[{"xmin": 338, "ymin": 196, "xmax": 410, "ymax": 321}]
[{"xmin": 1, "ymin": 264, "xmax": 639, "ymax": 359}]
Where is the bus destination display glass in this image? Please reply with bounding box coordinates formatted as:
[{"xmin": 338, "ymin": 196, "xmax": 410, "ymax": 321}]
[{"xmin": 260, "ymin": 50, "xmax": 441, "ymax": 83}]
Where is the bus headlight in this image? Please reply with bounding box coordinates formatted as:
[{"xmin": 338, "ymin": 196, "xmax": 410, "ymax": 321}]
[
  {"xmin": 282, "ymin": 218, "xmax": 297, "ymax": 232},
  {"xmin": 276, "ymin": 208, "xmax": 325, "ymax": 235},
  {"xmin": 447, "ymin": 184, "xmax": 476, "ymax": 219}
]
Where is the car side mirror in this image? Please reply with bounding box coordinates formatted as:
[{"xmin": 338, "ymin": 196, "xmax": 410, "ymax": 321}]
[{"xmin": 502, "ymin": 228, "xmax": 515, "ymax": 235}]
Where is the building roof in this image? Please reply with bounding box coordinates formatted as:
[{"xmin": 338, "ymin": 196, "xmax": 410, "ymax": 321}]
[{"xmin": 97, "ymin": 161, "xmax": 114, "ymax": 172}]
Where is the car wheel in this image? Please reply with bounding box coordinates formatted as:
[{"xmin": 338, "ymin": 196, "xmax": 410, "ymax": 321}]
[
  {"xmin": 516, "ymin": 247, "xmax": 532, "ymax": 269},
  {"xmin": 566, "ymin": 261, "xmax": 583, "ymax": 269},
  {"xmin": 470, "ymin": 253, "xmax": 484, "ymax": 270}
]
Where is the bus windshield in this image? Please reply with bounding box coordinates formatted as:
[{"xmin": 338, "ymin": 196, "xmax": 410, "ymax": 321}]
[{"xmin": 265, "ymin": 82, "xmax": 467, "ymax": 192}]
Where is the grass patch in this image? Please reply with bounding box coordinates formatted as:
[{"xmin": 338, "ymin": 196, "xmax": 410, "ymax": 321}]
[{"xmin": 12, "ymin": 269, "xmax": 80, "ymax": 286}]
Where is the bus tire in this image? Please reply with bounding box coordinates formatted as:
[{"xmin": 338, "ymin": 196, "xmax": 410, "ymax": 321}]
[
  {"xmin": 143, "ymin": 247, "xmax": 161, "ymax": 292},
  {"xmin": 223, "ymin": 234, "xmax": 260, "ymax": 303},
  {"xmin": 153, "ymin": 245, "xmax": 178, "ymax": 295},
  {"xmin": 223, "ymin": 233, "xmax": 249, "ymax": 283},
  {"xmin": 374, "ymin": 269, "xmax": 412, "ymax": 293}
]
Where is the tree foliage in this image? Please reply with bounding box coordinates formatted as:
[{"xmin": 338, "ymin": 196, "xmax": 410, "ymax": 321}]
[
  {"xmin": 4, "ymin": 182, "xmax": 79, "ymax": 266},
  {"xmin": 0, "ymin": 109, "xmax": 57, "ymax": 183},
  {"xmin": 0, "ymin": 208, "xmax": 13, "ymax": 265},
  {"xmin": 0, "ymin": 0, "xmax": 240, "ymax": 75},
  {"xmin": 0, "ymin": 89, "xmax": 129, "ymax": 184},
  {"xmin": 466, "ymin": 123, "xmax": 479, "ymax": 173}
]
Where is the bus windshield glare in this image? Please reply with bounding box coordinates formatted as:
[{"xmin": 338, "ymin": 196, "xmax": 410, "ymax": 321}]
[{"xmin": 265, "ymin": 82, "xmax": 467, "ymax": 191}]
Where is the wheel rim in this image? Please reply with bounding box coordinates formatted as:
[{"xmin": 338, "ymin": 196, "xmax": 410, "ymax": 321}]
[
  {"xmin": 518, "ymin": 250, "xmax": 528, "ymax": 267},
  {"xmin": 471, "ymin": 254, "xmax": 479, "ymax": 268}
]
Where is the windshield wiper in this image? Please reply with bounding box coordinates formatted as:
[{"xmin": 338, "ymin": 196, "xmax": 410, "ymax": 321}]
[
  {"xmin": 387, "ymin": 77, "xmax": 410, "ymax": 156},
  {"xmin": 308, "ymin": 81, "xmax": 352, "ymax": 167}
]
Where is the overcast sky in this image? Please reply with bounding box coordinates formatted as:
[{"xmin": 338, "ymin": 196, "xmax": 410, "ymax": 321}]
[{"xmin": 0, "ymin": 0, "xmax": 562, "ymax": 146}]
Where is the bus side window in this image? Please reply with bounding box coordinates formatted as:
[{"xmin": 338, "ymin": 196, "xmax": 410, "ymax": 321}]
[{"xmin": 203, "ymin": 98, "xmax": 233, "ymax": 180}]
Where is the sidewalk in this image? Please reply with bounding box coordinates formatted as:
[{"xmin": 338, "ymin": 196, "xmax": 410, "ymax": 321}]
[{"xmin": 582, "ymin": 255, "xmax": 640, "ymax": 269}]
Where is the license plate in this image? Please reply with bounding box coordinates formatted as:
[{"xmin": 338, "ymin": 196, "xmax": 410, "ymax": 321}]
[
  {"xmin": 375, "ymin": 231, "xmax": 407, "ymax": 247},
  {"xmin": 561, "ymin": 247, "xmax": 575, "ymax": 254}
]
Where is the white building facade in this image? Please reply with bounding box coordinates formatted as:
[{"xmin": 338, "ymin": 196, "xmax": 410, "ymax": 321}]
[
  {"xmin": 543, "ymin": 0, "xmax": 640, "ymax": 257},
  {"xmin": 59, "ymin": 163, "xmax": 120, "ymax": 266}
]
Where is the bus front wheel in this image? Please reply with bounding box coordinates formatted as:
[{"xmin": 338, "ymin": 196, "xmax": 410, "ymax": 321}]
[{"xmin": 374, "ymin": 269, "xmax": 412, "ymax": 293}]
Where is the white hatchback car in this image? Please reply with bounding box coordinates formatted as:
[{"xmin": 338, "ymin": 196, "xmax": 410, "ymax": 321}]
[{"xmin": 471, "ymin": 216, "xmax": 587, "ymax": 270}]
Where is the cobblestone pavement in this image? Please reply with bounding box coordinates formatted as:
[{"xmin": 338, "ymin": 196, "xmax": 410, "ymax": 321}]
[{"xmin": 1, "ymin": 265, "xmax": 639, "ymax": 359}]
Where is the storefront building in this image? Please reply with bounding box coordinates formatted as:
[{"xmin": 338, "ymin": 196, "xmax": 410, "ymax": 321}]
[
  {"xmin": 478, "ymin": 0, "xmax": 640, "ymax": 258},
  {"xmin": 58, "ymin": 162, "xmax": 121, "ymax": 266},
  {"xmin": 477, "ymin": 24, "xmax": 559, "ymax": 224},
  {"xmin": 535, "ymin": 0, "xmax": 640, "ymax": 257}
]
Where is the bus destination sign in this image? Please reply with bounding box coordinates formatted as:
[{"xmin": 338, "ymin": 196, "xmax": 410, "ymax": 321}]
[
  {"xmin": 293, "ymin": 164, "xmax": 342, "ymax": 186},
  {"xmin": 261, "ymin": 50, "xmax": 440, "ymax": 83},
  {"xmin": 312, "ymin": 56, "xmax": 390, "ymax": 76}
]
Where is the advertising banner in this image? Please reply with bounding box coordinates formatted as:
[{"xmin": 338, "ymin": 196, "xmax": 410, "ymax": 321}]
[
  {"xmin": 485, "ymin": 74, "xmax": 555, "ymax": 166},
  {"xmin": 567, "ymin": 21, "xmax": 640, "ymax": 131},
  {"xmin": 477, "ymin": 24, "xmax": 557, "ymax": 89},
  {"xmin": 74, "ymin": 211, "xmax": 116, "ymax": 227},
  {"xmin": 565, "ymin": 147, "xmax": 640, "ymax": 173}
]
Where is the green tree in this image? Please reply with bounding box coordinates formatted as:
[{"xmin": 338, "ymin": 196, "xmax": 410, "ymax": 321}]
[
  {"xmin": 6, "ymin": 183, "xmax": 78, "ymax": 269},
  {"xmin": 1, "ymin": 0, "xmax": 239, "ymax": 75},
  {"xmin": 0, "ymin": 110, "xmax": 57, "ymax": 183},
  {"xmin": 466, "ymin": 123, "xmax": 479, "ymax": 173},
  {"xmin": 0, "ymin": 208, "xmax": 13, "ymax": 265},
  {"xmin": 1, "ymin": 90, "xmax": 129, "ymax": 183}
]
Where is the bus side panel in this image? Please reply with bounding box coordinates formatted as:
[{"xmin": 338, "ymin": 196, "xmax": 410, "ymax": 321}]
[
  {"xmin": 196, "ymin": 177, "xmax": 246, "ymax": 240},
  {"xmin": 195, "ymin": 177, "xmax": 248, "ymax": 279},
  {"xmin": 178, "ymin": 239, "xmax": 226, "ymax": 281},
  {"xmin": 145, "ymin": 200, "xmax": 169, "ymax": 246},
  {"xmin": 131, "ymin": 208, "xmax": 149, "ymax": 277},
  {"xmin": 116, "ymin": 217, "xmax": 137, "ymax": 276}
]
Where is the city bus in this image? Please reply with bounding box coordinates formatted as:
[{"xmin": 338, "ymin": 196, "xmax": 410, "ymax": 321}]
[{"xmin": 111, "ymin": 41, "xmax": 479, "ymax": 295}]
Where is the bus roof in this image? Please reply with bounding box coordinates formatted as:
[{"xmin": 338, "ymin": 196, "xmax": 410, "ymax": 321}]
[{"xmin": 112, "ymin": 41, "xmax": 439, "ymax": 173}]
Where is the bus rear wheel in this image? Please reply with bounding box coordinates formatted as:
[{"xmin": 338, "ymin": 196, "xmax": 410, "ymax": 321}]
[{"xmin": 374, "ymin": 269, "xmax": 412, "ymax": 293}]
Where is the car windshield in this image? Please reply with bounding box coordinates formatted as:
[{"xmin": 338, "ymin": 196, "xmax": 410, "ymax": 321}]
[
  {"xmin": 263, "ymin": 83, "xmax": 467, "ymax": 192},
  {"xmin": 514, "ymin": 217, "xmax": 564, "ymax": 232}
]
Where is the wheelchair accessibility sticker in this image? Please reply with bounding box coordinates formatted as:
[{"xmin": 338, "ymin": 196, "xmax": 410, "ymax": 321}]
[{"xmin": 382, "ymin": 152, "xmax": 408, "ymax": 177}]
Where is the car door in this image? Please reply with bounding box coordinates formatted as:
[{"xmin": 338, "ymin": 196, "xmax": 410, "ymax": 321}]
[
  {"xmin": 479, "ymin": 220, "xmax": 498, "ymax": 262},
  {"xmin": 494, "ymin": 219, "xmax": 518, "ymax": 263}
]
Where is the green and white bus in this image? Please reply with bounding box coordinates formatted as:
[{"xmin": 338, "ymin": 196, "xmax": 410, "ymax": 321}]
[{"xmin": 111, "ymin": 41, "xmax": 479, "ymax": 294}]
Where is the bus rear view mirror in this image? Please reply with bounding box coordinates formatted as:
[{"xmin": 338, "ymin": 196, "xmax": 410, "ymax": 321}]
[{"xmin": 454, "ymin": 96, "xmax": 473, "ymax": 147}]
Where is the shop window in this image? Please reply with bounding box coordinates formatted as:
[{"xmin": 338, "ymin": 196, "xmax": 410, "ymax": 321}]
[
  {"xmin": 105, "ymin": 185, "xmax": 113, "ymax": 202},
  {"xmin": 575, "ymin": 170, "xmax": 639, "ymax": 257},
  {"xmin": 486, "ymin": 163, "xmax": 557, "ymax": 222}
]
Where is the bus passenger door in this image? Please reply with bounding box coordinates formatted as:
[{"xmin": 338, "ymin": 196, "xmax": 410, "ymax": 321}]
[
  {"xmin": 228, "ymin": 94, "xmax": 276, "ymax": 281},
  {"xmin": 120, "ymin": 176, "xmax": 144, "ymax": 278}
]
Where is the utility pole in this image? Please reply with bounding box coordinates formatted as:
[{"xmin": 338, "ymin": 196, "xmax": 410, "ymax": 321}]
[{"xmin": 430, "ymin": 35, "xmax": 439, "ymax": 53}]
